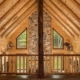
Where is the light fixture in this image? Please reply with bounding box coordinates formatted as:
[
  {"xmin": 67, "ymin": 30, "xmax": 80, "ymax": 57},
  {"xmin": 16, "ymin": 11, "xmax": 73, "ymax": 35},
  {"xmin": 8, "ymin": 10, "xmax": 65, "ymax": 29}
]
[
  {"xmin": 64, "ymin": 42, "xmax": 73, "ymax": 51},
  {"xmin": 6, "ymin": 41, "xmax": 14, "ymax": 50}
]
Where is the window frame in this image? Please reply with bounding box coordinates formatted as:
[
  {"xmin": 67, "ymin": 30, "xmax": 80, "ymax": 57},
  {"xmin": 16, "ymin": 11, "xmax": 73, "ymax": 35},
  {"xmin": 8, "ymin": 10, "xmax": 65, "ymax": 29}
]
[
  {"xmin": 53, "ymin": 29, "xmax": 64, "ymax": 49},
  {"xmin": 16, "ymin": 29, "xmax": 27, "ymax": 49}
]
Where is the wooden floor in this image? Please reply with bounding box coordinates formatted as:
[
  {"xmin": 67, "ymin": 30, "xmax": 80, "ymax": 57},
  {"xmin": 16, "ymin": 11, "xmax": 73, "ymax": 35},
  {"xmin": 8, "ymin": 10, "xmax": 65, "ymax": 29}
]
[{"xmin": 0, "ymin": 74, "xmax": 80, "ymax": 80}]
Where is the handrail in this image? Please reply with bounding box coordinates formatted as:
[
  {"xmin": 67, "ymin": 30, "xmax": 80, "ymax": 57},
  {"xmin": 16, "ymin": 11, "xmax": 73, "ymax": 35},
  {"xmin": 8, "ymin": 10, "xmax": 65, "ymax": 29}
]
[{"xmin": 0, "ymin": 53, "xmax": 79, "ymax": 56}]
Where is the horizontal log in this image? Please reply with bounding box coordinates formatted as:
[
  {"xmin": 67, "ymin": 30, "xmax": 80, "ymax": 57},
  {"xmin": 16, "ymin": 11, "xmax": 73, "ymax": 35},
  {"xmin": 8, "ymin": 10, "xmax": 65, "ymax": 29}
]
[{"xmin": 0, "ymin": 53, "xmax": 80, "ymax": 56}]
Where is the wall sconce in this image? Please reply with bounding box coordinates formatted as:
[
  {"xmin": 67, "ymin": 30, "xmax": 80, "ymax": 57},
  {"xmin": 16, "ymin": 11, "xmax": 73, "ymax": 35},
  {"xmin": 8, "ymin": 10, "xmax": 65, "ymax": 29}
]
[
  {"xmin": 64, "ymin": 42, "xmax": 73, "ymax": 51},
  {"xmin": 6, "ymin": 42, "xmax": 14, "ymax": 50}
]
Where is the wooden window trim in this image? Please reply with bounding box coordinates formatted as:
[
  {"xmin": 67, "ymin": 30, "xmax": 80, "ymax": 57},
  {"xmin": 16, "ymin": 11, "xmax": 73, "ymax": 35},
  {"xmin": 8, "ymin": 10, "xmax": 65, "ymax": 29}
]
[
  {"xmin": 16, "ymin": 29, "xmax": 27, "ymax": 49},
  {"xmin": 53, "ymin": 29, "xmax": 64, "ymax": 49}
]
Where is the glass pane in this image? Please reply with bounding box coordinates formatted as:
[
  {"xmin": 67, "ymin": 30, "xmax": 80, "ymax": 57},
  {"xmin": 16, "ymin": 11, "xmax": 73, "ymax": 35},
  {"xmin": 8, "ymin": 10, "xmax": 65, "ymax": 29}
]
[
  {"xmin": 17, "ymin": 30, "xmax": 27, "ymax": 48},
  {"xmin": 53, "ymin": 30, "xmax": 63, "ymax": 48}
]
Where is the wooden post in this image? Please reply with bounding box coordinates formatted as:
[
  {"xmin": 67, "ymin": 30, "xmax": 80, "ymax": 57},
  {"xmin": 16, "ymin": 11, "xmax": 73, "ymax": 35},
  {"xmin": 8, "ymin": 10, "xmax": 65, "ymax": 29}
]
[{"xmin": 38, "ymin": 0, "xmax": 44, "ymax": 78}]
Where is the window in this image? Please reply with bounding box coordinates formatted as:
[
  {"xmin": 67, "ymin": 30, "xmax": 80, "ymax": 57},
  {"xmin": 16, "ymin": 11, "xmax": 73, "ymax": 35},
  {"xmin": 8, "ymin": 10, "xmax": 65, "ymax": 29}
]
[
  {"xmin": 16, "ymin": 29, "xmax": 27, "ymax": 49},
  {"xmin": 53, "ymin": 29, "xmax": 64, "ymax": 49}
]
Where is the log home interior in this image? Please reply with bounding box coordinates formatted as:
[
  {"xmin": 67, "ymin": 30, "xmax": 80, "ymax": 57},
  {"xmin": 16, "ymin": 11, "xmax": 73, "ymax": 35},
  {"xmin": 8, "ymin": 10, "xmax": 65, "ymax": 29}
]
[{"xmin": 0, "ymin": 0, "xmax": 80, "ymax": 80}]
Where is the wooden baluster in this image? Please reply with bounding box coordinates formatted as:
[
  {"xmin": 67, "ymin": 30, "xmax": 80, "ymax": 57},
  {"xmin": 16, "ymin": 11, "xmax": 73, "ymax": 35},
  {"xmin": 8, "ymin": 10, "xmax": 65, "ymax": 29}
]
[
  {"xmin": 57, "ymin": 56, "xmax": 58, "ymax": 73},
  {"xmin": 31, "ymin": 56, "xmax": 32, "ymax": 74},
  {"xmin": 37, "ymin": 56, "xmax": 38, "ymax": 73},
  {"xmin": 8, "ymin": 56, "xmax": 10, "ymax": 73},
  {"xmin": 26, "ymin": 56, "xmax": 28, "ymax": 74},
  {"xmin": 61, "ymin": 56, "xmax": 62, "ymax": 73},
  {"xmin": 54, "ymin": 56, "xmax": 55, "ymax": 73},
  {"xmin": 19, "ymin": 56, "xmax": 21, "ymax": 73},
  {"xmin": 15, "ymin": 56, "xmax": 17, "ymax": 73},
  {"xmin": 76, "ymin": 56, "xmax": 78, "ymax": 73},
  {"xmin": 4, "ymin": 56, "xmax": 6, "ymax": 73},
  {"xmin": 72, "ymin": 56, "xmax": 73, "ymax": 73},
  {"xmin": 13, "ymin": 56, "xmax": 15, "ymax": 73},
  {"xmin": 79, "ymin": 56, "xmax": 80, "ymax": 73},
  {"xmin": 12, "ymin": 56, "xmax": 13, "ymax": 73},
  {"xmin": 63, "ymin": 56, "xmax": 65, "ymax": 73},
  {"xmin": 3, "ymin": 56, "xmax": 5, "ymax": 73},
  {"xmin": 50, "ymin": 56, "xmax": 52, "ymax": 73},
  {"xmin": 0, "ymin": 56, "xmax": 2, "ymax": 73},
  {"xmin": 51, "ymin": 55, "xmax": 54, "ymax": 73},
  {"xmin": 68, "ymin": 56, "xmax": 70, "ymax": 73},
  {"xmin": 21, "ymin": 56, "xmax": 22, "ymax": 73},
  {"xmin": 22, "ymin": 56, "xmax": 25, "ymax": 73},
  {"xmin": 34, "ymin": 56, "xmax": 36, "ymax": 73},
  {"xmin": 17, "ymin": 56, "xmax": 20, "ymax": 73},
  {"xmin": 53, "ymin": 56, "xmax": 54, "ymax": 73},
  {"xmin": 47, "ymin": 56, "xmax": 49, "ymax": 74},
  {"xmin": 23, "ymin": 56, "xmax": 25, "ymax": 73},
  {"xmin": 46, "ymin": 56, "xmax": 47, "ymax": 73},
  {"xmin": 33, "ymin": 56, "xmax": 36, "ymax": 73},
  {"xmin": 75, "ymin": 56, "xmax": 77, "ymax": 73}
]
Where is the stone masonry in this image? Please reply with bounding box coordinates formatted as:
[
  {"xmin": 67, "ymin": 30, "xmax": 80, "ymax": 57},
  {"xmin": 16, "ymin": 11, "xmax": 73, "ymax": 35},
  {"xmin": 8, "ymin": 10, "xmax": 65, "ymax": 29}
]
[{"xmin": 29, "ymin": 11, "xmax": 51, "ymax": 54}]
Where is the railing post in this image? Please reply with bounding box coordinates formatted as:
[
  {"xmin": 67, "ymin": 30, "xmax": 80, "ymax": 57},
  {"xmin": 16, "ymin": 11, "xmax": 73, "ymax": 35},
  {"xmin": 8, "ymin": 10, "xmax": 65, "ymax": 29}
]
[{"xmin": 38, "ymin": 0, "xmax": 44, "ymax": 78}]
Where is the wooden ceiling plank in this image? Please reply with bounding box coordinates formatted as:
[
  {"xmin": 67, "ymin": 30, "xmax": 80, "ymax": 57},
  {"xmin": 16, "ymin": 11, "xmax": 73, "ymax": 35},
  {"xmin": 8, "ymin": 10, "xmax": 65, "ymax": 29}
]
[
  {"xmin": 44, "ymin": 2, "xmax": 78, "ymax": 37},
  {"xmin": 7, "ymin": 19, "xmax": 28, "ymax": 38},
  {"xmin": 2, "ymin": 3, "xmax": 37, "ymax": 37},
  {"xmin": 7, "ymin": 7, "xmax": 37, "ymax": 38},
  {"xmin": 0, "ymin": 0, "xmax": 29, "ymax": 28},
  {"xmin": 0, "ymin": 0, "xmax": 36, "ymax": 35},
  {"xmin": 44, "ymin": 7, "xmax": 74, "ymax": 38},
  {"xmin": 0, "ymin": 0, "xmax": 4, "ymax": 5},
  {"xmin": 45, "ymin": 0, "xmax": 79, "ymax": 35},
  {"xmin": 51, "ymin": 0, "xmax": 80, "ymax": 29},
  {"xmin": 61, "ymin": 0, "xmax": 80, "ymax": 18},
  {"xmin": 0, "ymin": 0, "xmax": 19, "ymax": 18},
  {"xmin": 75, "ymin": 0, "xmax": 80, "ymax": 5},
  {"xmin": 51, "ymin": 20, "xmax": 72, "ymax": 39}
]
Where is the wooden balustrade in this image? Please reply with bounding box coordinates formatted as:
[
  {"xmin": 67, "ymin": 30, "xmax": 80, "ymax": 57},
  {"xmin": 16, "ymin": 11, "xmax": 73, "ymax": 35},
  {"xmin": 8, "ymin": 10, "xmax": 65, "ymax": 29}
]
[
  {"xmin": 0, "ymin": 54, "xmax": 79, "ymax": 75},
  {"xmin": 44, "ymin": 54, "xmax": 80, "ymax": 75}
]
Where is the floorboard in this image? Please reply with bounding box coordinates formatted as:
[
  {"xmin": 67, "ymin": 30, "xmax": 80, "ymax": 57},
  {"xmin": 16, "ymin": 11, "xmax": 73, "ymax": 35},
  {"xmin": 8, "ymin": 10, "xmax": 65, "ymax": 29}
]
[{"xmin": 0, "ymin": 75, "xmax": 80, "ymax": 80}]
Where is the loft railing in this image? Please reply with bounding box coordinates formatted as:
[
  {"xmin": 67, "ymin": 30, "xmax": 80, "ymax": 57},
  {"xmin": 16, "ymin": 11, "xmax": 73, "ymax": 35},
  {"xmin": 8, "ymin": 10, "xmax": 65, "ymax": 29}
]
[
  {"xmin": 0, "ymin": 54, "xmax": 80, "ymax": 75},
  {"xmin": 0, "ymin": 54, "xmax": 38, "ymax": 75},
  {"xmin": 44, "ymin": 54, "xmax": 80, "ymax": 75}
]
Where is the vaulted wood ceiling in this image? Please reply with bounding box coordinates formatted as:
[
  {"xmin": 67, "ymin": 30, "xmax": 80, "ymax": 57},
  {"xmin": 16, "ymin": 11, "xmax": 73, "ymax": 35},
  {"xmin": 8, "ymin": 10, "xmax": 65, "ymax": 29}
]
[{"xmin": 0, "ymin": 0, "xmax": 80, "ymax": 38}]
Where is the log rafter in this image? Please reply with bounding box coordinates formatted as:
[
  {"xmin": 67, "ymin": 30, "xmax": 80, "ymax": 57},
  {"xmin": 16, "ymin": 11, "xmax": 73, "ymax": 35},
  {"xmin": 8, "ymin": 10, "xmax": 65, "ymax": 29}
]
[
  {"xmin": 0, "ymin": 0, "xmax": 29, "ymax": 29},
  {"xmin": 61, "ymin": 0, "xmax": 80, "ymax": 18},
  {"xmin": 44, "ymin": 1, "xmax": 78, "ymax": 37},
  {"xmin": 44, "ymin": 6, "xmax": 74, "ymax": 38},
  {"xmin": 0, "ymin": 0, "xmax": 19, "ymax": 18},
  {"xmin": 0, "ymin": 0, "xmax": 5, "ymax": 5},
  {"xmin": 75, "ymin": 0, "xmax": 80, "ymax": 5},
  {"xmin": 1, "ymin": 2, "xmax": 37, "ymax": 37},
  {"xmin": 0, "ymin": 0, "xmax": 79, "ymax": 38},
  {"xmin": 51, "ymin": 0, "xmax": 80, "ymax": 29},
  {"xmin": 7, "ymin": 6, "xmax": 37, "ymax": 38},
  {"xmin": 0, "ymin": 0, "xmax": 36, "ymax": 35},
  {"xmin": 45, "ymin": 1, "xmax": 80, "ymax": 36}
]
